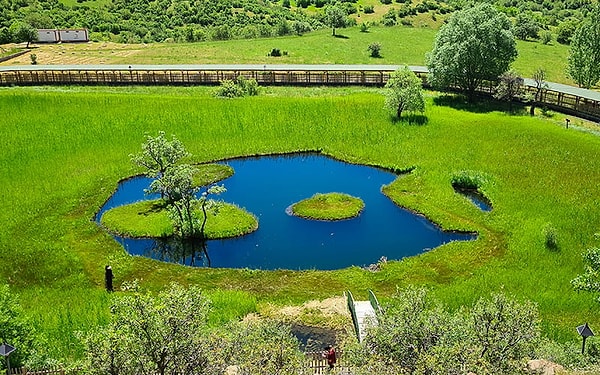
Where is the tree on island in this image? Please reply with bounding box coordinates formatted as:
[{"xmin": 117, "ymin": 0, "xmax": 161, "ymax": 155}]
[
  {"xmin": 567, "ymin": 7, "xmax": 600, "ymax": 89},
  {"xmin": 130, "ymin": 131, "xmax": 189, "ymax": 179},
  {"xmin": 426, "ymin": 3, "xmax": 517, "ymax": 101},
  {"xmin": 384, "ymin": 66, "xmax": 425, "ymax": 120}
]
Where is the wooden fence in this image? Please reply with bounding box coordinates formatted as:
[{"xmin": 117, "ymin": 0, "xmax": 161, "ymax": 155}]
[
  {"xmin": 7, "ymin": 354, "xmax": 346, "ymax": 375},
  {"xmin": 0, "ymin": 65, "xmax": 598, "ymax": 121}
]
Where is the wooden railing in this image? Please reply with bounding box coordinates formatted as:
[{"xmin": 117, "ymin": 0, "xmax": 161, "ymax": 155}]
[
  {"xmin": 304, "ymin": 350, "xmax": 346, "ymax": 375},
  {"xmin": 0, "ymin": 64, "xmax": 598, "ymax": 121}
]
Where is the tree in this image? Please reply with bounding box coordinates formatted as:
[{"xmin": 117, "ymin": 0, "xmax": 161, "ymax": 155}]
[
  {"xmin": 344, "ymin": 287, "xmax": 541, "ymax": 375},
  {"xmin": 513, "ymin": 13, "xmax": 540, "ymax": 40},
  {"xmin": 493, "ymin": 69, "xmax": 524, "ymax": 112},
  {"xmin": 384, "ymin": 66, "xmax": 425, "ymax": 119},
  {"xmin": 130, "ymin": 131, "xmax": 189, "ymax": 178},
  {"xmin": 10, "ymin": 21, "xmax": 37, "ymax": 48},
  {"xmin": 228, "ymin": 319, "xmax": 304, "ymax": 375},
  {"xmin": 81, "ymin": 283, "xmax": 225, "ymax": 375},
  {"xmin": 325, "ymin": 5, "xmax": 347, "ymax": 36},
  {"xmin": 426, "ymin": 3, "xmax": 517, "ymax": 101},
  {"xmin": 529, "ymin": 67, "xmax": 548, "ymax": 116},
  {"xmin": 0, "ymin": 285, "xmax": 43, "ymax": 369},
  {"xmin": 571, "ymin": 247, "xmax": 600, "ymax": 303},
  {"xmin": 567, "ymin": 8, "xmax": 600, "ymax": 88}
]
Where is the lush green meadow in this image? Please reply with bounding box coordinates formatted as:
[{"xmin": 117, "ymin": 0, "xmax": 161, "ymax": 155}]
[{"xmin": 1, "ymin": 85, "xmax": 600, "ymax": 360}]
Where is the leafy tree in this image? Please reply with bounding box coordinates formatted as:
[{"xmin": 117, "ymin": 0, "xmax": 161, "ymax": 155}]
[
  {"xmin": 472, "ymin": 293, "xmax": 540, "ymax": 372},
  {"xmin": 426, "ymin": 3, "xmax": 517, "ymax": 101},
  {"xmin": 384, "ymin": 66, "xmax": 425, "ymax": 119},
  {"xmin": 130, "ymin": 131, "xmax": 189, "ymax": 178},
  {"xmin": 81, "ymin": 283, "xmax": 226, "ymax": 375},
  {"xmin": 572, "ymin": 247, "xmax": 600, "ymax": 302},
  {"xmin": 567, "ymin": 8, "xmax": 600, "ymax": 88},
  {"xmin": 10, "ymin": 21, "xmax": 37, "ymax": 47},
  {"xmin": 493, "ymin": 69, "xmax": 524, "ymax": 112},
  {"xmin": 513, "ymin": 12, "xmax": 540, "ymax": 40},
  {"xmin": 325, "ymin": 4, "xmax": 347, "ymax": 36},
  {"xmin": 227, "ymin": 319, "xmax": 304, "ymax": 375}
]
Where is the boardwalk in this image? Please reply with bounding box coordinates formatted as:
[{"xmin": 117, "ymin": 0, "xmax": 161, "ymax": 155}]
[
  {"xmin": 0, "ymin": 64, "xmax": 599, "ymax": 121},
  {"xmin": 346, "ymin": 290, "xmax": 380, "ymax": 342}
]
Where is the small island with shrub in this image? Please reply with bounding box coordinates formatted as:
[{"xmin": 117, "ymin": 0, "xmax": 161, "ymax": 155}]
[{"xmin": 289, "ymin": 192, "xmax": 364, "ymax": 221}]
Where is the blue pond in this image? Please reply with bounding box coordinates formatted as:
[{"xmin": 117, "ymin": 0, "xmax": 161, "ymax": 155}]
[{"xmin": 97, "ymin": 154, "xmax": 475, "ymax": 270}]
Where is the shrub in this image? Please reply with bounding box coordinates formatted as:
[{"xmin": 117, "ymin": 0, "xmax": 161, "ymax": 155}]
[
  {"xmin": 363, "ymin": 5, "xmax": 374, "ymax": 14},
  {"xmin": 543, "ymin": 223, "xmax": 559, "ymax": 250},
  {"xmin": 214, "ymin": 80, "xmax": 244, "ymax": 98},
  {"xmin": 236, "ymin": 76, "xmax": 259, "ymax": 96},
  {"xmin": 451, "ymin": 170, "xmax": 489, "ymax": 191},
  {"xmin": 540, "ymin": 30, "xmax": 552, "ymax": 44},
  {"xmin": 30, "ymin": 53, "xmax": 37, "ymax": 65},
  {"xmin": 359, "ymin": 22, "xmax": 370, "ymax": 32},
  {"xmin": 367, "ymin": 42, "xmax": 382, "ymax": 57},
  {"xmin": 269, "ymin": 48, "xmax": 282, "ymax": 57}
]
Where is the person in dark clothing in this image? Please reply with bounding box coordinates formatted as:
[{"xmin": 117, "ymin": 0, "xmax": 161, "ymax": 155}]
[{"xmin": 105, "ymin": 265, "xmax": 114, "ymax": 292}]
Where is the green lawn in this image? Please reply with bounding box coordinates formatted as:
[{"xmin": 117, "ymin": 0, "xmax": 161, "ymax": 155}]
[{"xmin": 2, "ymin": 85, "xmax": 599, "ymax": 361}]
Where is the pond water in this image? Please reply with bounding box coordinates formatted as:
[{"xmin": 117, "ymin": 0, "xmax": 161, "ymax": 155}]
[
  {"xmin": 97, "ymin": 154, "xmax": 475, "ymax": 270},
  {"xmin": 455, "ymin": 189, "xmax": 493, "ymax": 212}
]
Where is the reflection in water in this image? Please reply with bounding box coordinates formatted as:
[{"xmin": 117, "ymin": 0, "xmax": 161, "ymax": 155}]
[
  {"xmin": 100, "ymin": 154, "xmax": 477, "ymax": 270},
  {"xmin": 455, "ymin": 189, "xmax": 493, "ymax": 212}
]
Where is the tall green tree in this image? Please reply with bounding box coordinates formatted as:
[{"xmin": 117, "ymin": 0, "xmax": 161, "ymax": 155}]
[
  {"xmin": 325, "ymin": 5, "xmax": 347, "ymax": 36},
  {"xmin": 567, "ymin": 8, "xmax": 600, "ymax": 89},
  {"xmin": 383, "ymin": 66, "xmax": 425, "ymax": 119},
  {"xmin": 571, "ymin": 247, "xmax": 600, "ymax": 302},
  {"xmin": 426, "ymin": 3, "xmax": 517, "ymax": 101},
  {"xmin": 10, "ymin": 21, "xmax": 37, "ymax": 47}
]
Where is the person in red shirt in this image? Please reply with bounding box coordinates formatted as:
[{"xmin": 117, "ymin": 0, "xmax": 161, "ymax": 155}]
[{"xmin": 324, "ymin": 345, "xmax": 336, "ymax": 370}]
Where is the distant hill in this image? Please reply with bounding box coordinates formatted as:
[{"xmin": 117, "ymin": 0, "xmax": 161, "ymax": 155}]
[{"xmin": 0, "ymin": 0, "xmax": 596, "ymax": 44}]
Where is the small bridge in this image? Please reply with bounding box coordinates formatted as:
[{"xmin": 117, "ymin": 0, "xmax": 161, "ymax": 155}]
[{"xmin": 346, "ymin": 290, "xmax": 380, "ymax": 342}]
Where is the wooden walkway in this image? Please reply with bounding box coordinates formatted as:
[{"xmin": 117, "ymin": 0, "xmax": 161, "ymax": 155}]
[
  {"xmin": 346, "ymin": 290, "xmax": 380, "ymax": 342},
  {"xmin": 0, "ymin": 64, "xmax": 599, "ymax": 121}
]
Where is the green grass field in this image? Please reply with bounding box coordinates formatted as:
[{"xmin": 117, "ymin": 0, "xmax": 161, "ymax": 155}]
[{"xmin": 2, "ymin": 84, "xmax": 600, "ymax": 360}]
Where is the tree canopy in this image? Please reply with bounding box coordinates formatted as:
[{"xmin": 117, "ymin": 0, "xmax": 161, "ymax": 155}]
[
  {"xmin": 426, "ymin": 3, "xmax": 517, "ymax": 101},
  {"xmin": 567, "ymin": 7, "xmax": 600, "ymax": 89},
  {"xmin": 384, "ymin": 66, "xmax": 425, "ymax": 119}
]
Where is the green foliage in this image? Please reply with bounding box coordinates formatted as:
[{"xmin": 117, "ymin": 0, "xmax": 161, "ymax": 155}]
[
  {"xmin": 227, "ymin": 319, "xmax": 304, "ymax": 375},
  {"xmin": 347, "ymin": 287, "xmax": 540, "ymax": 374},
  {"xmin": 214, "ymin": 76, "xmax": 259, "ymax": 98},
  {"xmin": 0, "ymin": 285, "xmax": 43, "ymax": 369},
  {"xmin": 540, "ymin": 30, "xmax": 552, "ymax": 45},
  {"xmin": 359, "ymin": 22, "xmax": 370, "ymax": 32},
  {"xmin": 367, "ymin": 41, "xmax": 382, "ymax": 57},
  {"xmin": 426, "ymin": 3, "xmax": 517, "ymax": 100},
  {"xmin": 567, "ymin": 6, "xmax": 600, "ymax": 88},
  {"xmin": 450, "ymin": 170, "xmax": 490, "ymax": 191},
  {"xmin": 513, "ymin": 12, "xmax": 540, "ymax": 40},
  {"xmin": 571, "ymin": 247, "xmax": 600, "ymax": 303},
  {"xmin": 556, "ymin": 20, "xmax": 578, "ymax": 45},
  {"xmin": 384, "ymin": 66, "xmax": 425, "ymax": 119},
  {"xmin": 9, "ymin": 21, "xmax": 37, "ymax": 47},
  {"xmin": 542, "ymin": 223, "xmax": 559, "ymax": 250},
  {"xmin": 130, "ymin": 131, "xmax": 189, "ymax": 178},
  {"xmin": 80, "ymin": 283, "xmax": 225, "ymax": 375},
  {"xmin": 325, "ymin": 4, "xmax": 348, "ymax": 36}
]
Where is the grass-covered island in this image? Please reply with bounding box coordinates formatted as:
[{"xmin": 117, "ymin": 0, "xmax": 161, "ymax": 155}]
[
  {"xmin": 100, "ymin": 200, "xmax": 258, "ymax": 239},
  {"xmin": 290, "ymin": 192, "xmax": 365, "ymax": 221}
]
